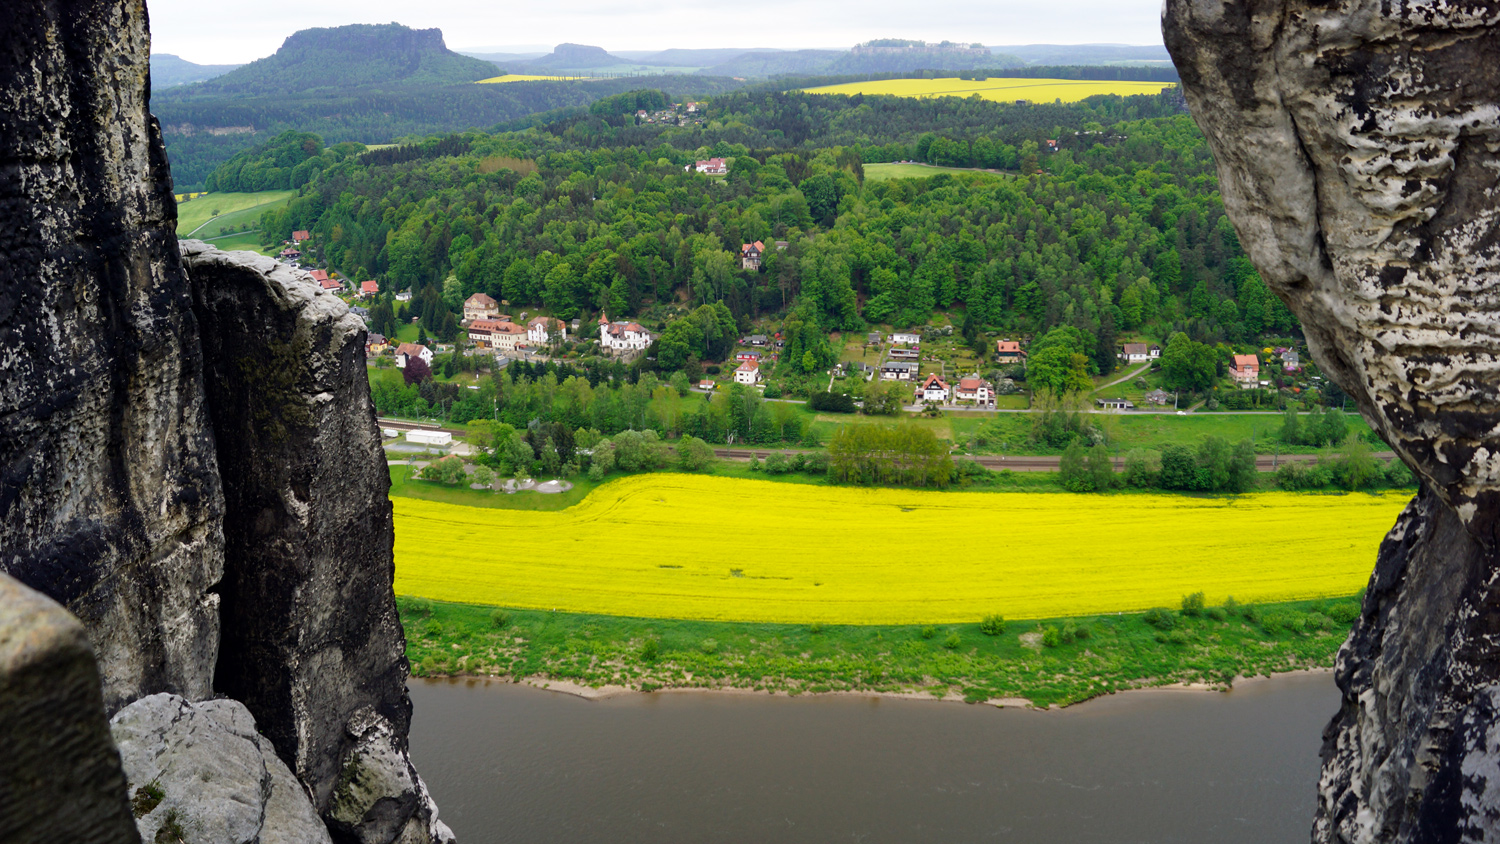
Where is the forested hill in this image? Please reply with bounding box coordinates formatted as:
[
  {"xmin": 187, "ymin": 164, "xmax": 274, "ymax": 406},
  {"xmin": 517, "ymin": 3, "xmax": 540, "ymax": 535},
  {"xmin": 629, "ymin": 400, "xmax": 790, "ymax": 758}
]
[
  {"xmin": 247, "ymin": 90, "xmax": 1295, "ymax": 388},
  {"xmin": 149, "ymin": 54, "xmax": 241, "ymax": 89},
  {"xmin": 160, "ymin": 23, "xmax": 497, "ymax": 97}
]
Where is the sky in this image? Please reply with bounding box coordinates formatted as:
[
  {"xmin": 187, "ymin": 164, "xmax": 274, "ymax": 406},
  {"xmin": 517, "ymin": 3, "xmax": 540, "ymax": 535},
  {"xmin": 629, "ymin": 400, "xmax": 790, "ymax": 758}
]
[{"xmin": 145, "ymin": 0, "xmax": 1165, "ymax": 65}]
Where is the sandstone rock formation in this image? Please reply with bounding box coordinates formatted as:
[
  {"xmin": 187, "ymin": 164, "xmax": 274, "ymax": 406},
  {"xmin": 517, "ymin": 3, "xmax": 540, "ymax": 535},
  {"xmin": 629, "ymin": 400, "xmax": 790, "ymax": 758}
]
[
  {"xmin": 0, "ymin": 573, "xmax": 140, "ymax": 844},
  {"xmin": 1162, "ymin": 1, "xmax": 1500, "ymax": 840},
  {"xmin": 0, "ymin": 2, "xmax": 448, "ymax": 842},
  {"xmin": 0, "ymin": 0, "xmax": 224, "ymax": 714},
  {"xmin": 110, "ymin": 694, "xmax": 332, "ymax": 844},
  {"xmin": 184, "ymin": 243, "xmax": 450, "ymax": 844}
]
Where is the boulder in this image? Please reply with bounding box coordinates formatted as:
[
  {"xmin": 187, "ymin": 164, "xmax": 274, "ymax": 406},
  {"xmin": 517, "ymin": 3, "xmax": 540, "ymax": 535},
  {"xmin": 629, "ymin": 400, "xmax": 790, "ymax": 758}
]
[
  {"xmin": 1163, "ymin": 1, "xmax": 1500, "ymax": 839},
  {"xmin": 182, "ymin": 243, "xmax": 450, "ymax": 844},
  {"xmin": 0, "ymin": 573, "xmax": 139, "ymax": 844},
  {"xmin": 110, "ymin": 693, "xmax": 331, "ymax": 844}
]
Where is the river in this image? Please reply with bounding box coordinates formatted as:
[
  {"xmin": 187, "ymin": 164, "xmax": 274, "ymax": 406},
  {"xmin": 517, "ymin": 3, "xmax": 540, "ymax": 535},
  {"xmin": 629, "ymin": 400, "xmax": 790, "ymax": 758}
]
[{"xmin": 408, "ymin": 672, "xmax": 1337, "ymax": 843}]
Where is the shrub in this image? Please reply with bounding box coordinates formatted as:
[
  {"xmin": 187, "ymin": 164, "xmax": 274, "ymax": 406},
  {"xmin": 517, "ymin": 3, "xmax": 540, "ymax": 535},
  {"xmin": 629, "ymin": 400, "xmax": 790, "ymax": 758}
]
[
  {"xmin": 979, "ymin": 614, "xmax": 1006, "ymax": 636},
  {"xmin": 423, "ymin": 620, "xmax": 443, "ymax": 638},
  {"xmin": 808, "ymin": 391, "xmax": 857, "ymax": 413},
  {"xmin": 699, "ymin": 638, "xmax": 719, "ymax": 654},
  {"xmin": 919, "ymin": 625, "xmax": 937, "ymax": 639},
  {"xmin": 942, "ymin": 632, "xmax": 962, "ymax": 650},
  {"xmin": 1181, "ymin": 591, "xmax": 1206, "ymax": 617},
  {"xmin": 1060, "ymin": 620, "xmax": 1080, "ymax": 643},
  {"xmin": 802, "ymin": 451, "xmax": 830, "ymax": 474},
  {"xmin": 1143, "ymin": 608, "xmax": 1177, "ymax": 630},
  {"xmin": 1327, "ymin": 602, "xmax": 1361, "ymax": 624},
  {"xmin": 489, "ymin": 609, "xmax": 510, "ymax": 628},
  {"xmin": 587, "ymin": 463, "xmax": 605, "ymax": 482},
  {"xmin": 1167, "ymin": 629, "xmax": 1189, "ymax": 645},
  {"xmin": 639, "ymin": 638, "xmax": 660, "ymax": 661},
  {"xmin": 418, "ymin": 456, "xmax": 468, "ymax": 485},
  {"xmin": 764, "ymin": 452, "xmax": 791, "ymax": 474},
  {"xmin": 1205, "ymin": 607, "xmax": 1227, "ymax": 622},
  {"xmin": 763, "ymin": 385, "xmax": 782, "ymax": 399},
  {"xmin": 403, "ymin": 596, "xmax": 434, "ymax": 617},
  {"xmin": 1241, "ymin": 603, "xmax": 1260, "ymax": 623},
  {"xmin": 808, "ymin": 622, "xmax": 824, "ymax": 635},
  {"xmin": 1305, "ymin": 612, "xmax": 1333, "ymax": 632},
  {"xmin": 1041, "ymin": 626, "xmax": 1062, "ymax": 647},
  {"xmin": 1223, "ymin": 596, "xmax": 1240, "ymax": 616}
]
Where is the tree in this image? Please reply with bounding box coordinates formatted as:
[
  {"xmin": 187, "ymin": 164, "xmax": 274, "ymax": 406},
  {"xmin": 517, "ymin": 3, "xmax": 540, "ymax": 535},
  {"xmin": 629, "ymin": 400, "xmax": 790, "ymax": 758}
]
[
  {"xmin": 1336, "ymin": 436, "xmax": 1379, "ymax": 490},
  {"xmin": 402, "ymin": 357, "xmax": 432, "ymax": 386},
  {"xmin": 1160, "ymin": 332, "xmax": 1217, "ymax": 392},
  {"xmin": 1027, "ymin": 346, "xmax": 1093, "ymax": 396},
  {"xmin": 1226, "ymin": 438, "xmax": 1257, "ymax": 493},
  {"xmin": 1279, "ymin": 406, "xmax": 1303, "ymax": 445},
  {"xmin": 676, "ymin": 436, "xmax": 715, "ymax": 472},
  {"xmin": 1058, "ymin": 440, "xmax": 1092, "ymax": 492},
  {"xmin": 1123, "ymin": 448, "xmax": 1160, "ymax": 488},
  {"xmin": 1158, "ymin": 443, "xmax": 1199, "ymax": 490},
  {"xmin": 1088, "ymin": 442, "xmax": 1115, "ymax": 492}
]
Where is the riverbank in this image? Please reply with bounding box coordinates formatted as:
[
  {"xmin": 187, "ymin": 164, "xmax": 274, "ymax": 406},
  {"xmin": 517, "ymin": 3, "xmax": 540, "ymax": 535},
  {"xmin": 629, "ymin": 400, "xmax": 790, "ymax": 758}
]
[{"xmin": 397, "ymin": 595, "xmax": 1360, "ymax": 708}]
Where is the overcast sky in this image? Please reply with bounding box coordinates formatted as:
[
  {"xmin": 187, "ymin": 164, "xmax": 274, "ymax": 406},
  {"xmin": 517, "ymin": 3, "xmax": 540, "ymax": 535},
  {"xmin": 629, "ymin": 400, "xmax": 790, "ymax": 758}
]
[{"xmin": 146, "ymin": 0, "xmax": 1165, "ymax": 65}]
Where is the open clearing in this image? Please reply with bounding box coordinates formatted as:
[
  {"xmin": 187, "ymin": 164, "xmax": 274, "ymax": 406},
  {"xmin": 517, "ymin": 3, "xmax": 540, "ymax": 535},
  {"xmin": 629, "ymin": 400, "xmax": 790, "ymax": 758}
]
[
  {"xmin": 865, "ymin": 162, "xmax": 1011, "ymax": 181},
  {"xmin": 393, "ymin": 474, "xmax": 1405, "ymax": 624},
  {"xmin": 175, "ymin": 190, "xmax": 296, "ymax": 238},
  {"xmin": 802, "ymin": 77, "xmax": 1177, "ymax": 104}
]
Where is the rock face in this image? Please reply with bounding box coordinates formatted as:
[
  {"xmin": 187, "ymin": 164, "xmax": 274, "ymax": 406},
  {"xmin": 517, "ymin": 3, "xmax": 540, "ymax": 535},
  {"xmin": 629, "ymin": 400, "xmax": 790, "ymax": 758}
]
[
  {"xmin": 183, "ymin": 243, "xmax": 450, "ymax": 844},
  {"xmin": 1162, "ymin": 1, "xmax": 1500, "ymax": 840},
  {"xmin": 0, "ymin": 573, "xmax": 140, "ymax": 844},
  {"xmin": 0, "ymin": 0, "xmax": 225, "ymax": 713},
  {"xmin": 111, "ymin": 693, "xmax": 332, "ymax": 844},
  {"xmin": 0, "ymin": 3, "xmax": 448, "ymax": 842}
]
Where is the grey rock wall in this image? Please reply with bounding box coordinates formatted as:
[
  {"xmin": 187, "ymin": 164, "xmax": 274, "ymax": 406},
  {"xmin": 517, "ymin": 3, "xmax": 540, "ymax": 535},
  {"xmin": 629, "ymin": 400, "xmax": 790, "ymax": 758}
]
[
  {"xmin": 110, "ymin": 694, "xmax": 332, "ymax": 844},
  {"xmin": 183, "ymin": 243, "xmax": 450, "ymax": 844},
  {"xmin": 0, "ymin": 0, "xmax": 225, "ymax": 713},
  {"xmin": 1162, "ymin": 1, "xmax": 1500, "ymax": 840},
  {"xmin": 0, "ymin": 573, "xmax": 140, "ymax": 844}
]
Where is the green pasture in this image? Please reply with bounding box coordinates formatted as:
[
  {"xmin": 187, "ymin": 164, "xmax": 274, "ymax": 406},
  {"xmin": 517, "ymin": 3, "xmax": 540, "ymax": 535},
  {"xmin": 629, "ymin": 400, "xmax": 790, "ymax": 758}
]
[{"xmin": 175, "ymin": 190, "xmax": 296, "ymax": 238}]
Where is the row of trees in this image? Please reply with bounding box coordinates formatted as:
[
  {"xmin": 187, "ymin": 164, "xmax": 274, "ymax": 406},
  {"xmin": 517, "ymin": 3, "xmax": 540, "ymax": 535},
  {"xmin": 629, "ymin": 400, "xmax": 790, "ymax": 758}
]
[
  {"xmin": 1060, "ymin": 436, "xmax": 1258, "ymax": 493},
  {"xmin": 827, "ymin": 424, "xmax": 954, "ymax": 487}
]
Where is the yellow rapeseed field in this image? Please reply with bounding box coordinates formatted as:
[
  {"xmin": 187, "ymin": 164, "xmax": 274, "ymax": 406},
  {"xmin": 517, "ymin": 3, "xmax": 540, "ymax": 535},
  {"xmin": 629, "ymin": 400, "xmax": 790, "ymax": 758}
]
[
  {"xmin": 392, "ymin": 474, "xmax": 1407, "ymax": 624},
  {"xmin": 476, "ymin": 74, "xmax": 597, "ymax": 84},
  {"xmin": 802, "ymin": 77, "xmax": 1176, "ymax": 104}
]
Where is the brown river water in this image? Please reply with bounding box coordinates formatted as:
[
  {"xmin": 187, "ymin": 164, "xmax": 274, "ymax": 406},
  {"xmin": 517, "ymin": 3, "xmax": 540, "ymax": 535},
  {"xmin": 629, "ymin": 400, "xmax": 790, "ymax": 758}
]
[{"xmin": 408, "ymin": 671, "xmax": 1337, "ymax": 843}]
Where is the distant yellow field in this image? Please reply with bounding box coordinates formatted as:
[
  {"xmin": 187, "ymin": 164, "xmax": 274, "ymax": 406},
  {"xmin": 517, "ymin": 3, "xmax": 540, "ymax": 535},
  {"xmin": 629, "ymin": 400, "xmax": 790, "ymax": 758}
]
[
  {"xmin": 802, "ymin": 77, "xmax": 1175, "ymax": 104},
  {"xmin": 476, "ymin": 74, "xmax": 596, "ymax": 83},
  {"xmin": 392, "ymin": 475, "xmax": 1404, "ymax": 624}
]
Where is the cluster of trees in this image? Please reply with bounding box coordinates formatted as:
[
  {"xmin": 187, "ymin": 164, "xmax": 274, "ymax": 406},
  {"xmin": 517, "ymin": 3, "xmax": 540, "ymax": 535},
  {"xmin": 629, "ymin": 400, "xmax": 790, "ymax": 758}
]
[
  {"xmin": 1061, "ymin": 436, "xmax": 1258, "ymax": 493},
  {"xmin": 1279, "ymin": 407, "xmax": 1349, "ymax": 448},
  {"xmin": 827, "ymin": 424, "xmax": 954, "ymax": 487},
  {"xmin": 203, "ymin": 131, "xmax": 370, "ymax": 193}
]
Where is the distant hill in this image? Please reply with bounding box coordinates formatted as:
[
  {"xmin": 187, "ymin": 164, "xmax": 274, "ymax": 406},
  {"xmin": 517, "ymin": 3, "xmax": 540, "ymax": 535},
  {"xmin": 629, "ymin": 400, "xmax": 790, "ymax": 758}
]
[
  {"xmin": 525, "ymin": 44, "xmax": 628, "ymax": 70},
  {"xmin": 827, "ymin": 39, "xmax": 1020, "ymax": 73},
  {"xmin": 170, "ymin": 23, "xmax": 498, "ymax": 97},
  {"xmin": 992, "ymin": 44, "xmax": 1171, "ymax": 65},
  {"xmin": 625, "ymin": 47, "xmax": 785, "ymax": 67},
  {"xmin": 458, "ymin": 51, "xmax": 547, "ymax": 65},
  {"xmin": 705, "ymin": 50, "xmax": 843, "ymax": 77},
  {"xmin": 150, "ymin": 54, "xmax": 241, "ymax": 89}
]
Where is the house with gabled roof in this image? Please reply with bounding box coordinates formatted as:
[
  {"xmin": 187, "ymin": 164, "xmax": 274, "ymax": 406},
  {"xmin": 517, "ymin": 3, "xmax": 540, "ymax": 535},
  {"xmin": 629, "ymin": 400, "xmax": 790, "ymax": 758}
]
[
  {"xmin": 741, "ymin": 241, "xmax": 765, "ymax": 270},
  {"xmin": 996, "ymin": 340, "xmax": 1026, "ymax": 364},
  {"xmin": 527, "ymin": 315, "xmax": 567, "ymax": 345},
  {"xmin": 954, "ymin": 376, "xmax": 994, "ymax": 405},
  {"xmin": 1230, "ymin": 354, "xmax": 1260, "ymax": 386},
  {"xmin": 394, "ymin": 343, "xmax": 432, "ymax": 369},
  {"xmin": 598, "ymin": 314, "xmax": 651, "ymax": 353},
  {"xmin": 464, "ymin": 292, "xmax": 500, "ymax": 323},
  {"xmin": 359, "ymin": 280, "xmax": 379, "ymax": 298},
  {"xmin": 917, "ymin": 374, "xmax": 949, "ymax": 403},
  {"xmin": 734, "ymin": 360, "xmax": 760, "ymax": 385}
]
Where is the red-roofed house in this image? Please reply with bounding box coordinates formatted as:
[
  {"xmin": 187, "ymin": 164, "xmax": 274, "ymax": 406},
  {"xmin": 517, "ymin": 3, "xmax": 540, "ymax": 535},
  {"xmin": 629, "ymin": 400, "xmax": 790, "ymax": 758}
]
[
  {"xmin": 359, "ymin": 280, "xmax": 380, "ymax": 298},
  {"xmin": 470, "ymin": 319, "xmax": 526, "ymax": 351},
  {"xmin": 464, "ymin": 292, "xmax": 500, "ymax": 322},
  {"xmin": 526, "ymin": 316, "xmax": 567, "ymax": 345},
  {"xmin": 996, "ymin": 340, "xmax": 1026, "ymax": 364},
  {"xmin": 598, "ymin": 314, "xmax": 651, "ymax": 353},
  {"xmin": 741, "ymin": 240, "xmax": 765, "ymax": 270},
  {"xmin": 694, "ymin": 158, "xmax": 728, "ymax": 175},
  {"xmin": 954, "ymin": 377, "xmax": 993, "ymax": 405},
  {"xmin": 917, "ymin": 374, "xmax": 949, "ymax": 403},
  {"xmin": 394, "ymin": 343, "xmax": 432, "ymax": 369},
  {"xmin": 1230, "ymin": 354, "xmax": 1260, "ymax": 386},
  {"xmin": 734, "ymin": 360, "xmax": 760, "ymax": 385},
  {"xmin": 307, "ymin": 269, "xmax": 339, "ymax": 291},
  {"xmin": 292, "ymin": 230, "xmax": 311, "ymax": 243}
]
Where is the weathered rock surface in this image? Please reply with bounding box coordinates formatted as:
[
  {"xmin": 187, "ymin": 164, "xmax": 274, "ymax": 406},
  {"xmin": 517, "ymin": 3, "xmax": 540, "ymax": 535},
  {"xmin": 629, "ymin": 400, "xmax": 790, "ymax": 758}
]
[
  {"xmin": 0, "ymin": 573, "xmax": 140, "ymax": 844},
  {"xmin": 1163, "ymin": 1, "xmax": 1500, "ymax": 840},
  {"xmin": 0, "ymin": 0, "xmax": 225, "ymax": 713},
  {"xmin": 110, "ymin": 693, "xmax": 332, "ymax": 844},
  {"xmin": 182, "ymin": 243, "xmax": 451, "ymax": 844}
]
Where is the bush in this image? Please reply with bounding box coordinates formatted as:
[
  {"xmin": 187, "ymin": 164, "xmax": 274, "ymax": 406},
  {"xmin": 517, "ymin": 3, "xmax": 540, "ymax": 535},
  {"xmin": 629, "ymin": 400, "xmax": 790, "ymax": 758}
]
[
  {"xmin": 403, "ymin": 596, "xmax": 434, "ymax": 617},
  {"xmin": 699, "ymin": 638, "xmax": 718, "ymax": 654},
  {"xmin": 942, "ymin": 632, "xmax": 962, "ymax": 650},
  {"xmin": 802, "ymin": 451, "xmax": 830, "ymax": 474},
  {"xmin": 1143, "ymin": 608, "xmax": 1177, "ymax": 630},
  {"xmin": 1223, "ymin": 596, "xmax": 1240, "ymax": 616},
  {"xmin": 1241, "ymin": 603, "xmax": 1260, "ymax": 623},
  {"xmin": 919, "ymin": 625, "xmax": 937, "ymax": 639},
  {"xmin": 979, "ymin": 614, "xmax": 1006, "ymax": 635},
  {"xmin": 1305, "ymin": 612, "xmax": 1333, "ymax": 632},
  {"xmin": 1327, "ymin": 602, "xmax": 1361, "ymax": 624},
  {"xmin": 638, "ymin": 638, "xmax": 660, "ymax": 661},
  {"xmin": 1205, "ymin": 607, "xmax": 1227, "ymax": 622},
  {"xmin": 418, "ymin": 456, "xmax": 468, "ymax": 485},
  {"xmin": 1041, "ymin": 626, "xmax": 1062, "ymax": 647},
  {"xmin": 587, "ymin": 463, "xmax": 605, "ymax": 482},
  {"xmin": 1384, "ymin": 459, "xmax": 1415, "ymax": 487},
  {"xmin": 763, "ymin": 385, "xmax": 782, "ymax": 399},
  {"xmin": 705, "ymin": 365, "xmax": 721, "ymax": 375},
  {"xmin": 808, "ymin": 622, "xmax": 824, "ymax": 635},
  {"xmin": 764, "ymin": 452, "xmax": 791, "ymax": 474},
  {"xmin": 489, "ymin": 609, "xmax": 510, "ymax": 628},
  {"xmin": 808, "ymin": 391, "xmax": 857, "ymax": 413},
  {"xmin": 1181, "ymin": 591, "xmax": 1206, "ymax": 617}
]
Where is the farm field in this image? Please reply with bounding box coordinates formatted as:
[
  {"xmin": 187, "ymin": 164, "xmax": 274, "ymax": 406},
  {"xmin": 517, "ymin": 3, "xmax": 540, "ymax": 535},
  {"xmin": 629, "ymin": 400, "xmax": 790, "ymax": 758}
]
[
  {"xmin": 864, "ymin": 162, "xmax": 1010, "ymax": 181},
  {"xmin": 198, "ymin": 231, "xmax": 274, "ymax": 255},
  {"xmin": 969, "ymin": 410, "xmax": 1376, "ymax": 455},
  {"xmin": 476, "ymin": 74, "xmax": 598, "ymax": 83},
  {"xmin": 802, "ymin": 77, "xmax": 1177, "ymax": 104},
  {"xmin": 175, "ymin": 189, "xmax": 296, "ymax": 238},
  {"xmin": 392, "ymin": 474, "xmax": 1406, "ymax": 624}
]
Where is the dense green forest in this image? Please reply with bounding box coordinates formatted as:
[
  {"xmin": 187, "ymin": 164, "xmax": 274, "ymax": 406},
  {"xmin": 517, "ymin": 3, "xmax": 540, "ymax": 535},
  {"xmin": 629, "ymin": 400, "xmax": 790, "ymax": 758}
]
[{"xmin": 247, "ymin": 89, "xmax": 1289, "ymax": 384}]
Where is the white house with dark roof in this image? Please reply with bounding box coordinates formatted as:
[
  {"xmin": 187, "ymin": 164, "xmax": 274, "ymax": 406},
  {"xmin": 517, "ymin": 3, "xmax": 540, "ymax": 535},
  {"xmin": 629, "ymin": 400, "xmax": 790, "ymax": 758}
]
[
  {"xmin": 881, "ymin": 361, "xmax": 918, "ymax": 381},
  {"xmin": 527, "ymin": 316, "xmax": 567, "ymax": 345},
  {"xmin": 916, "ymin": 374, "xmax": 949, "ymax": 403}
]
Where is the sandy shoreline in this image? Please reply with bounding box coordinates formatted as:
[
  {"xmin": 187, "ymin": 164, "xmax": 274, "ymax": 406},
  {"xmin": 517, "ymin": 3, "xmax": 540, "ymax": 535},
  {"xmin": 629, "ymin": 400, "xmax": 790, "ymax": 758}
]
[{"xmin": 421, "ymin": 666, "xmax": 1335, "ymax": 710}]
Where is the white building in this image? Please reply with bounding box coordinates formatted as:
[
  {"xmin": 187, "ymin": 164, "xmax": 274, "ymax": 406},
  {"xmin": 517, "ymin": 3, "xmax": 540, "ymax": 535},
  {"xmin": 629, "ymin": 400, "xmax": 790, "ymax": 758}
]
[
  {"xmin": 394, "ymin": 343, "xmax": 433, "ymax": 369},
  {"xmin": 734, "ymin": 360, "xmax": 760, "ymax": 385},
  {"xmin": 693, "ymin": 157, "xmax": 728, "ymax": 175},
  {"xmin": 490, "ymin": 321, "xmax": 527, "ymax": 352},
  {"xmin": 527, "ymin": 316, "xmax": 567, "ymax": 345},
  {"xmin": 1120, "ymin": 343, "xmax": 1152, "ymax": 363},
  {"xmin": 598, "ymin": 314, "xmax": 651, "ymax": 353},
  {"xmin": 954, "ymin": 377, "xmax": 993, "ymax": 405},
  {"xmin": 463, "ymin": 292, "xmax": 500, "ymax": 323},
  {"xmin": 891, "ymin": 331, "xmax": 921, "ymax": 345},
  {"xmin": 916, "ymin": 374, "xmax": 949, "ymax": 403},
  {"xmin": 881, "ymin": 361, "xmax": 917, "ymax": 381},
  {"xmin": 405, "ymin": 430, "xmax": 452, "ymax": 447}
]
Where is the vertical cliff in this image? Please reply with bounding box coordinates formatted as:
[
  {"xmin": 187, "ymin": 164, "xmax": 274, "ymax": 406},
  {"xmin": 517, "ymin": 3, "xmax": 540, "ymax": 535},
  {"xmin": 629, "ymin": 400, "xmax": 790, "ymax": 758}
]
[
  {"xmin": 0, "ymin": 0, "xmax": 224, "ymax": 712},
  {"xmin": 1162, "ymin": 1, "xmax": 1500, "ymax": 840},
  {"xmin": 184, "ymin": 244, "xmax": 449, "ymax": 844}
]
